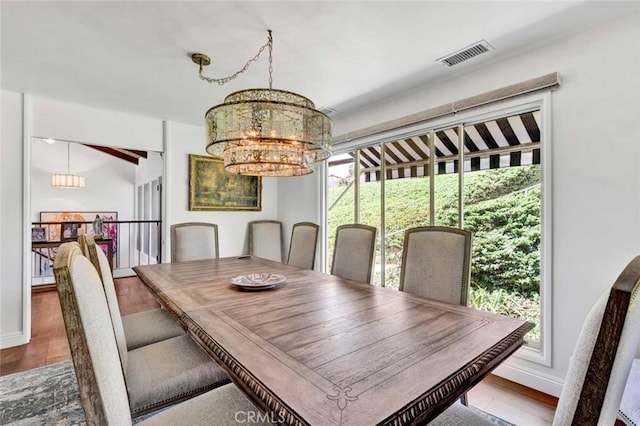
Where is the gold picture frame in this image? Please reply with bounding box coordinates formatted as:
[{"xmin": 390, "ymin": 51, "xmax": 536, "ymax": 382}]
[{"xmin": 189, "ymin": 154, "xmax": 262, "ymax": 211}]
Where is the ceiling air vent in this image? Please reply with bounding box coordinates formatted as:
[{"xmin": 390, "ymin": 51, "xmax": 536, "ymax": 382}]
[
  {"xmin": 437, "ymin": 40, "xmax": 493, "ymax": 67},
  {"xmin": 319, "ymin": 107, "xmax": 336, "ymax": 115}
]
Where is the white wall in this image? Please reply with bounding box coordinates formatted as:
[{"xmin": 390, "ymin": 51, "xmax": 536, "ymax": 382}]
[
  {"xmin": 0, "ymin": 91, "xmax": 26, "ymax": 347},
  {"xmin": 32, "ymin": 96, "xmax": 162, "ymax": 151},
  {"xmin": 163, "ymin": 121, "xmax": 279, "ymax": 260},
  {"xmin": 135, "ymin": 151, "xmax": 163, "ymax": 186},
  {"xmin": 328, "ymin": 12, "xmax": 640, "ymax": 394},
  {"xmin": 277, "ymin": 172, "xmax": 323, "ymax": 269}
]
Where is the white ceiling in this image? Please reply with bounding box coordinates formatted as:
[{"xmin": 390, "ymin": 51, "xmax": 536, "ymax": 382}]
[{"xmin": 1, "ymin": 1, "xmax": 635, "ymax": 128}]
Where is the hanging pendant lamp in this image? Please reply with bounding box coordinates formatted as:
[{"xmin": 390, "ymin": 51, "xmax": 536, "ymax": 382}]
[
  {"xmin": 51, "ymin": 141, "xmax": 85, "ymax": 189},
  {"xmin": 192, "ymin": 30, "xmax": 332, "ymax": 177}
]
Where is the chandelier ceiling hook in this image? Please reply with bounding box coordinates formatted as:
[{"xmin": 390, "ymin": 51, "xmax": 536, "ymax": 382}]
[{"xmin": 191, "ymin": 53, "xmax": 211, "ymax": 75}]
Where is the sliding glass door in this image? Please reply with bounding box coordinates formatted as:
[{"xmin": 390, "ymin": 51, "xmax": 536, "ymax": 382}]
[{"xmin": 326, "ymin": 108, "xmax": 543, "ymax": 347}]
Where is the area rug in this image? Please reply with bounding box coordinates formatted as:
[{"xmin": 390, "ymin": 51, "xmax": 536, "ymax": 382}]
[
  {"xmin": 0, "ymin": 361, "xmax": 516, "ymax": 425},
  {"xmin": 0, "ymin": 361, "xmax": 83, "ymax": 425}
]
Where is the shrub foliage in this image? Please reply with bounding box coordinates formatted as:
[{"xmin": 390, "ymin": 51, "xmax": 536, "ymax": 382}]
[{"xmin": 328, "ymin": 165, "xmax": 542, "ymax": 338}]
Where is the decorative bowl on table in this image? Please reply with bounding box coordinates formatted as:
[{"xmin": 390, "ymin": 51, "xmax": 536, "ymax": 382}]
[{"xmin": 230, "ymin": 273, "xmax": 286, "ymax": 291}]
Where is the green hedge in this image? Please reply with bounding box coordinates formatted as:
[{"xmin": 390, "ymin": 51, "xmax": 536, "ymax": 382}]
[{"xmin": 328, "ymin": 165, "xmax": 541, "ymax": 296}]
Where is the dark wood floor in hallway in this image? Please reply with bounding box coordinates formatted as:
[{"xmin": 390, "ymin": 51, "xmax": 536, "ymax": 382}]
[{"xmin": 1, "ymin": 277, "xmax": 557, "ymax": 425}]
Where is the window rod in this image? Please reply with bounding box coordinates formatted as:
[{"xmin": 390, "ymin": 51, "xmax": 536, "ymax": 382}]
[{"xmin": 332, "ymin": 72, "xmax": 560, "ymax": 146}]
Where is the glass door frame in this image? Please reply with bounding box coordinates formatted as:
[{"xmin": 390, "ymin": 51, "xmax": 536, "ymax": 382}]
[{"xmin": 324, "ymin": 92, "xmax": 553, "ymax": 366}]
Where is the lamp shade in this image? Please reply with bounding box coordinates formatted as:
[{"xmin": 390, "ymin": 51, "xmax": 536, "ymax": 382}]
[
  {"xmin": 51, "ymin": 174, "xmax": 86, "ymax": 189},
  {"xmin": 51, "ymin": 141, "xmax": 85, "ymax": 188},
  {"xmin": 205, "ymin": 89, "xmax": 332, "ymax": 176}
]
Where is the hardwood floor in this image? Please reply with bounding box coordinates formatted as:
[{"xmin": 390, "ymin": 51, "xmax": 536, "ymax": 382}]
[
  {"xmin": 0, "ymin": 277, "xmax": 160, "ymax": 375},
  {"xmin": 0, "ymin": 277, "xmax": 557, "ymax": 424},
  {"xmin": 469, "ymin": 376, "xmax": 556, "ymax": 425}
]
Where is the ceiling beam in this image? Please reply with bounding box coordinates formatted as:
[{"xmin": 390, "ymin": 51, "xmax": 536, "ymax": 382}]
[{"xmin": 86, "ymin": 145, "xmax": 146, "ymax": 165}]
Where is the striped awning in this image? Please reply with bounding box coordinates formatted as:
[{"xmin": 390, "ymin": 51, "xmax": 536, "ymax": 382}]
[{"xmin": 331, "ymin": 110, "xmax": 540, "ymax": 182}]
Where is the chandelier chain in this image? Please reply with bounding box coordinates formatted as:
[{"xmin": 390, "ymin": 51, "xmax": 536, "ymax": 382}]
[
  {"xmin": 267, "ymin": 30, "xmax": 273, "ymax": 90},
  {"xmin": 198, "ymin": 30, "xmax": 274, "ymax": 87}
]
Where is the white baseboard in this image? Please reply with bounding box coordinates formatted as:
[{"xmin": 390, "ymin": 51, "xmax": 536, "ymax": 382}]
[
  {"xmin": 1, "ymin": 331, "xmax": 28, "ymax": 349},
  {"xmin": 113, "ymin": 268, "xmax": 135, "ymax": 278},
  {"xmin": 31, "ymin": 276, "xmax": 55, "ymax": 286},
  {"xmin": 493, "ymin": 360, "xmax": 564, "ymax": 398}
]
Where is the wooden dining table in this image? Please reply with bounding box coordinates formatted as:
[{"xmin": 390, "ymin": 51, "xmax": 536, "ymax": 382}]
[{"xmin": 133, "ymin": 256, "xmax": 532, "ymax": 426}]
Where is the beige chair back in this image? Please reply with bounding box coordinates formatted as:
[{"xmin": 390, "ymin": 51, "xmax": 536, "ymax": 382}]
[
  {"xmin": 331, "ymin": 224, "xmax": 377, "ymax": 283},
  {"xmin": 287, "ymin": 222, "xmax": 320, "ymax": 270},
  {"xmin": 552, "ymin": 256, "xmax": 640, "ymax": 425},
  {"xmin": 399, "ymin": 226, "xmax": 472, "ymax": 305},
  {"xmin": 171, "ymin": 222, "xmax": 219, "ymax": 262},
  {"xmin": 53, "ymin": 242, "xmax": 133, "ymax": 425},
  {"xmin": 619, "ymin": 358, "xmax": 640, "ymax": 425},
  {"xmin": 433, "ymin": 257, "xmax": 640, "ymax": 426},
  {"xmin": 77, "ymin": 228, "xmax": 88, "ymax": 256},
  {"xmin": 248, "ymin": 220, "xmax": 283, "ymax": 263},
  {"xmin": 84, "ymin": 234, "xmax": 129, "ymax": 370}
]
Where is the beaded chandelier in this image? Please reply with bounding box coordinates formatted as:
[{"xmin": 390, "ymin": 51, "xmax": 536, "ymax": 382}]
[{"xmin": 192, "ymin": 31, "xmax": 332, "ymax": 177}]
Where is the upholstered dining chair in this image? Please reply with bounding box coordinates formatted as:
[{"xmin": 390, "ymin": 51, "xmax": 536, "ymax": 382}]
[
  {"xmin": 399, "ymin": 226, "xmax": 472, "ymax": 405},
  {"xmin": 331, "ymin": 224, "xmax": 377, "ymax": 283},
  {"xmin": 287, "ymin": 222, "xmax": 320, "ymax": 270},
  {"xmin": 78, "ymin": 240, "xmax": 231, "ymax": 416},
  {"xmin": 171, "ymin": 222, "xmax": 219, "ymax": 262},
  {"xmin": 248, "ymin": 220, "xmax": 283, "ymax": 262},
  {"xmin": 430, "ymin": 255, "xmax": 640, "ymax": 426},
  {"xmin": 84, "ymin": 234, "xmax": 184, "ymax": 350},
  {"xmin": 399, "ymin": 226, "xmax": 472, "ymax": 305},
  {"xmin": 619, "ymin": 358, "xmax": 640, "ymax": 425},
  {"xmin": 53, "ymin": 242, "xmax": 271, "ymax": 425}
]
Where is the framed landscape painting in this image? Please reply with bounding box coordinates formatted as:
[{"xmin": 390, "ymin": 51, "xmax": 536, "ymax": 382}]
[{"xmin": 189, "ymin": 154, "xmax": 262, "ymax": 211}]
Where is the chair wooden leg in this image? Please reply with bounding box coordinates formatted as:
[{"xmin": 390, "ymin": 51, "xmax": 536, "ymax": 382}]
[{"xmin": 460, "ymin": 393, "xmax": 468, "ymax": 406}]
